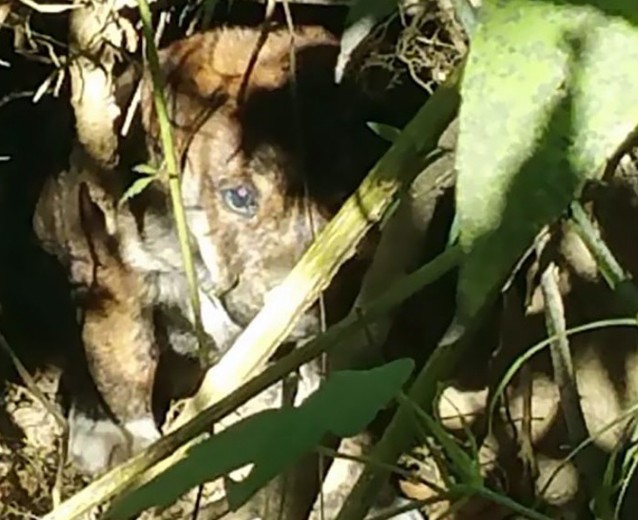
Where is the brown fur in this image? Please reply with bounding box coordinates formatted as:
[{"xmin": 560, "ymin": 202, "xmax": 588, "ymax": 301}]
[
  {"xmin": 77, "ymin": 182, "xmax": 157, "ymax": 426},
  {"xmin": 33, "ymin": 25, "xmax": 382, "ymax": 480}
]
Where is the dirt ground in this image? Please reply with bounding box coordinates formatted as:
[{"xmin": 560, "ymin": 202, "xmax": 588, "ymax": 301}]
[{"xmin": 0, "ymin": 365, "xmax": 86, "ymax": 518}]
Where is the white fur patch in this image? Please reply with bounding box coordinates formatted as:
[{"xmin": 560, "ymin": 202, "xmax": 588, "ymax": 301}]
[
  {"xmin": 67, "ymin": 404, "xmax": 129, "ymax": 476},
  {"xmin": 67, "ymin": 405, "xmax": 162, "ymax": 476},
  {"xmin": 199, "ymin": 289, "xmax": 242, "ymax": 350},
  {"xmin": 123, "ymin": 416, "xmax": 161, "ymax": 454}
]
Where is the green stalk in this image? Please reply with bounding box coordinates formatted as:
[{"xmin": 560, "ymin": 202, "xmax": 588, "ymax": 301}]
[{"xmin": 137, "ymin": 0, "xmax": 207, "ymax": 362}]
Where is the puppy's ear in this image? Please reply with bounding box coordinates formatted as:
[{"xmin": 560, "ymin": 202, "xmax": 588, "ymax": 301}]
[
  {"xmin": 114, "ymin": 61, "xmax": 143, "ymax": 116},
  {"xmin": 78, "ymin": 182, "xmax": 117, "ymax": 264}
]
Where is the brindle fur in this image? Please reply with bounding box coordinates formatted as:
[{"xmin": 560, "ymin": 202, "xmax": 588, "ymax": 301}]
[{"xmin": 33, "ymin": 25, "xmax": 383, "ymax": 483}]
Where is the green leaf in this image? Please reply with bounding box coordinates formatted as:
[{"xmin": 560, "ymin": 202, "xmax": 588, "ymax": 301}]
[
  {"xmin": 455, "ymin": 0, "xmax": 638, "ymax": 324},
  {"xmin": 105, "ymin": 359, "xmax": 414, "ymax": 519},
  {"xmin": 367, "ymin": 121, "xmax": 402, "ymax": 143},
  {"xmin": 401, "ymin": 395, "xmax": 482, "ymax": 486},
  {"xmin": 119, "ymin": 175, "xmax": 156, "ymax": 206},
  {"xmin": 132, "ymin": 163, "xmax": 159, "ymax": 176}
]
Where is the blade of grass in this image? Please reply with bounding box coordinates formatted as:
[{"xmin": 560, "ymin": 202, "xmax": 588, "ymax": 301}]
[
  {"xmin": 539, "ymin": 258, "xmax": 598, "ymax": 508},
  {"xmin": 137, "ymin": 0, "xmax": 208, "ymax": 364},
  {"xmin": 569, "ymin": 201, "xmax": 638, "ymax": 312},
  {"xmin": 487, "ymin": 318, "xmax": 638, "ymax": 435}
]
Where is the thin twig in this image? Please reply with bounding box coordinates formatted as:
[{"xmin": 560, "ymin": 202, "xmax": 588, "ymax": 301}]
[
  {"xmin": 0, "ymin": 90, "xmax": 36, "ymax": 109},
  {"xmin": 16, "ymin": 0, "xmax": 80, "ymax": 13},
  {"xmin": 0, "ymin": 331, "xmax": 66, "ymax": 429},
  {"xmin": 236, "ymin": 0, "xmax": 277, "ymax": 105},
  {"xmin": 137, "ymin": 0, "xmax": 209, "ymax": 363},
  {"xmin": 538, "ymin": 257, "xmax": 598, "ymax": 501}
]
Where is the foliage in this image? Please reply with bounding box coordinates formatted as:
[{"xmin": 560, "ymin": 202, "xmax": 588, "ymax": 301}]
[
  {"xmin": 455, "ymin": 0, "xmax": 638, "ymax": 325},
  {"xmin": 106, "ymin": 360, "xmax": 414, "ymax": 519}
]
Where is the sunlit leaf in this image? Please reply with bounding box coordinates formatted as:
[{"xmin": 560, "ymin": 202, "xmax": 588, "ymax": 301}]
[
  {"xmin": 119, "ymin": 175, "xmax": 156, "ymax": 206},
  {"xmin": 455, "ymin": 0, "xmax": 638, "ymax": 324},
  {"xmin": 132, "ymin": 163, "xmax": 159, "ymax": 176}
]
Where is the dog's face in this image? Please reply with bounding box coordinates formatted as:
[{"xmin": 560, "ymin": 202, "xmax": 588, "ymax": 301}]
[
  {"xmin": 31, "ymin": 24, "xmax": 383, "ymax": 478},
  {"xmin": 180, "ymin": 113, "xmax": 326, "ymax": 336},
  {"xmin": 141, "ymin": 26, "xmax": 380, "ymax": 338}
]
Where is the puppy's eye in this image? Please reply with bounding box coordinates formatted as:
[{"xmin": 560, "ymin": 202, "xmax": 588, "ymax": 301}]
[{"xmin": 220, "ymin": 185, "xmax": 258, "ymax": 217}]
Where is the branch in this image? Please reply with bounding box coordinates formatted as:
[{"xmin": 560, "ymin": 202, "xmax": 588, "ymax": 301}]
[{"xmin": 539, "ymin": 258, "xmax": 599, "ymax": 506}]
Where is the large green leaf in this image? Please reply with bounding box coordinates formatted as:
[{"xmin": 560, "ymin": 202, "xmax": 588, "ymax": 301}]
[
  {"xmin": 105, "ymin": 359, "xmax": 414, "ymax": 519},
  {"xmin": 455, "ymin": 0, "xmax": 638, "ymax": 324}
]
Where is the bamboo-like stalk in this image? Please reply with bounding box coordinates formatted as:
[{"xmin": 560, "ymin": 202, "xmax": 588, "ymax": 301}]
[
  {"xmin": 329, "ymin": 74, "xmax": 466, "ymax": 520},
  {"xmin": 310, "ymin": 122, "xmax": 457, "ymax": 519},
  {"xmin": 137, "ymin": 0, "xmax": 208, "ymax": 362}
]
